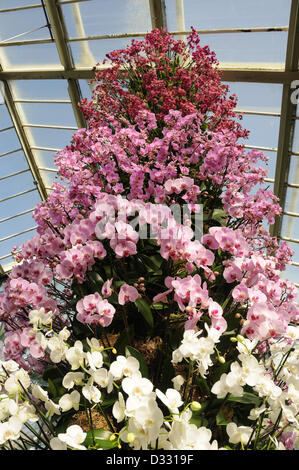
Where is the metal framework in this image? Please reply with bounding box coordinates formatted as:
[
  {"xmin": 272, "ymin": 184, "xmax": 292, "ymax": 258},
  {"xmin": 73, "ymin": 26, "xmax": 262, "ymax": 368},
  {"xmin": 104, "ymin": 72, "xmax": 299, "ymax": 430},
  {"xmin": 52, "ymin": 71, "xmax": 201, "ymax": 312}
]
[
  {"xmin": 270, "ymin": 0, "xmax": 299, "ymax": 239},
  {"xmin": 44, "ymin": 0, "xmax": 86, "ymax": 129},
  {"xmin": 0, "ymin": 0, "xmax": 299, "ymax": 281}
]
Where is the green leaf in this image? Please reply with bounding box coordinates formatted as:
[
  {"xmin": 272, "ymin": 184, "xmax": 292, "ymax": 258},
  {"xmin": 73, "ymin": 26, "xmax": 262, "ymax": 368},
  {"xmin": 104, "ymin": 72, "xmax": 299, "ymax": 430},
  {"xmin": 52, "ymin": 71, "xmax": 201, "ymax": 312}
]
[
  {"xmin": 195, "ymin": 375, "xmax": 211, "ymax": 395},
  {"xmin": 189, "ymin": 413, "xmax": 208, "ymax": 428},
  {"xmin": 84, "ymin": 429, "xmax": 118, "ymax": 450},
  {"xmin": 216, "ymin": 408, "xmax": 229, "ymax": 426},
  {"xmin": 228, "ymin": 392, "xmax": 260, "ymax": 406},
  {"xmin": 213, "ymin": 360, "xmax": 232, "ymax": 383},
  {"xmin": 125, "ymin": 345, "xmax": 149, "ymax": 378},
  {"xmin": 107, "ymin": 292, "xmax": 118, "ymax": 304},
  {"xmin": 212, "ymin": 209, "xmax": 228, "ymax": 226},
  {"xmin": 47, "ymin": 378, "xmax": 57, "ymax": 398},
  {"xmin": 113, "ymin": 325, "xmax": 135, "ymax": 355},
  {"xmin": 139, "ymin": 255, "xmax": 161, "ymax": 271},
  {"xmin": 71, "ymin": 316, "xmax": 91, "ymax": 339},
  {"xmin": 135, "ymin": 298, "xmax": 154, "ymax": 328},
  {"xmin": 189, "ymin": 414, "xmax": 202, "ymax": 427},
  {"xmin": 101, "ymin": 394, "xmax": 118, "ymax": 408},
  {"xmin": 42, "ymin": 366, "xmax": 60, "ymax": 382},
  {"xmin": 151, "ymin": 301, "xmax": 165, "ymax": 309},
  {"xmin": 88, "ymin": 272, "xmax": 104, "ymax": 285},
  {"xmin": 160, "ymin": 355, "xmax": 175, "ymax": 392},
  {"xmin": 221, "ymin": 296, "xmax": 231, "ymax": 310}
]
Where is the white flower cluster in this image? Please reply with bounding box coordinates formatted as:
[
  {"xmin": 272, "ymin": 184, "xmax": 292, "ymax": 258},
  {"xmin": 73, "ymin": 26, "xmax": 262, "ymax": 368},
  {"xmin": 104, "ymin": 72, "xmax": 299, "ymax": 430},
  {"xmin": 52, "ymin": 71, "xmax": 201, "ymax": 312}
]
[
  {"xmin": 159, "ymin": 408, "xmax": 219, "ymax": 450},
  {"xmin": 0, "ymin": 360, "xmax": 38, "ymax": 447},
  {"xmin": 0, "ymin": 310, "xmax": 298, "ymax": 451},
  {"xmin": 211, "ymin": 332, "xmax": 299, "ymax": 449},
  {"xmin": 0, "ymin": 322, "xmax": 219, "ymax": 451},
  {"xmin": 171, "ymin": 325, "xmax": 221, "ymax": 377}
]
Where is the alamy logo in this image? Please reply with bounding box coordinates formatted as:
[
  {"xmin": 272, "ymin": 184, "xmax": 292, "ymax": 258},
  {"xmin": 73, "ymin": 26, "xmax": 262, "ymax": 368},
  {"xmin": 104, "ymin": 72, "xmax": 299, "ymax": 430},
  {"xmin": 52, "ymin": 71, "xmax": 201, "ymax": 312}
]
[
  {"xmin": 94, "ymin": 202, "xmax": 203, "ymax": 241},
  {"xmin": 290, "ymin": 80, "xmax": 299, "ymax": 105}
]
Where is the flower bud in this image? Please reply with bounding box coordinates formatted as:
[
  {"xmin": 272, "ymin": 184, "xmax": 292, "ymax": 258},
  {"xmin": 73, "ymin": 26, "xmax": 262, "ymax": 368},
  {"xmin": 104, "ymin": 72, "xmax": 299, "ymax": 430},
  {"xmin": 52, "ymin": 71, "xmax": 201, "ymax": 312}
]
[
  {"xmin": 218, "ymin": 356, "xmax": 225, "ymax": 364},
  {"xmin": 185, "ymin": 306, "xmax": 194, "ymax": 313},
  {"xmin": 112, "ymin": 348, "xmax": 117, "ymax": 355},
  {"xmin": 109, "ymin": 434, "xmax": 116, "ymax": 441},
  {"xmin": 237, "ymin": 334, "xmax": 245, "ymax": 342},
  {"xmin": 190, "ymin": 401, "xmax": 202, "ymax": 411},
  {"xmin": 230, "ymin": 337, "xmax": 238, "ymax": 342}
]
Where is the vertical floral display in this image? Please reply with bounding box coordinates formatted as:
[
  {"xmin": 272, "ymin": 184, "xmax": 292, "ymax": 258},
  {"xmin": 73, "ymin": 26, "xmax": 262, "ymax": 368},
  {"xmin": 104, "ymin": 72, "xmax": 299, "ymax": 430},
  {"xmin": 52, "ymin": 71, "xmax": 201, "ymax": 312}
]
[{"xmin": 0, "ymin": 29, "xmax": 298, "ymax": 451}]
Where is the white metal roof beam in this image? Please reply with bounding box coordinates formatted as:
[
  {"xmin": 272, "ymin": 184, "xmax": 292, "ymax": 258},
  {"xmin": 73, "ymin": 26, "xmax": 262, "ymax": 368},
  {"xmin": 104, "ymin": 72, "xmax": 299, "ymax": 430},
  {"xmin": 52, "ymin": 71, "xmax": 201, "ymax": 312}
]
[
  {"xmin": 1, "ymin": 68, "xmax": 298, "ymax": 83},
  {"xmin": 270, "ymin": 0, "xmax": 299, "ymax": 239},
  {"xmin": 149, "ymin": 0, "xmax": 167, "ymax": 29},
  {"xmin": 0, "ymin": 0, "xmax": 89, "ymax": 13},
  {"xmin": 0, "ymin": 226, "xmax": 38, "ymax": 244},
  {"xmin": 44, "ymin": 0, "xmax": 86, "ymax": 129},
  {"xmin": 0, "ymin": 26, "xmax": 288, "ymax": 48},
  {"xmin": 0, "ymin": 208, "xmax": 35, "ymax": 224}
]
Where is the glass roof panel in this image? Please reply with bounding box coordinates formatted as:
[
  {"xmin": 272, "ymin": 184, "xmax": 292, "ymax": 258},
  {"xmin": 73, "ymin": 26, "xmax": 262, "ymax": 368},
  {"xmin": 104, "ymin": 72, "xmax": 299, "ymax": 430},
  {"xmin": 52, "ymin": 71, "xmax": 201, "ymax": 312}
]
[
  {"xmin": 0, "ymin": 6, "xmax": 50, "ymax": 43},
  {"xmin": 0, "ymin": 43, "xmax": 62, "ymax": 70},
  {"xmin": 0, "ymin": 230, "xmax": 37, "ymax": 272},
  {"xmin": 0, "ymin": 1, "xmax": 42, "ymax": 10},
  {"xmin": 282, "ymin": 261, "xmax": 299, "ymax": 294},
  {"xmin": 166, "ymin": 0, "xmax": 292, "ymax": 30},
  {"xmin": 292, "ymin": 120, "xmax": 299, "ymax": 153},
  {"xmin": 62, "ymin": 0, "xmax": 152, "ymax": 37},
  {"xmin": 0, "ymin": 128, "xmax": 20, "ymax": 154},
  {"xmin": 0, "ymin": 188, "xmax": 40, "ymax": 219},
  {"xmin": 288, "ymin": 156, "xmax": 299, "ymax": 186},
  {"xmin": 285, "ymin": 187, "xmax": 299, "ymax": 215},
  {"xmin": 0, "ymin": 171, "xmax": 36, "ymax": 200},
  {"xmin": 0, "ymin": 102, "xmax": 13, "ymax": 128},
  {"xmin": 0, "ymin": 149, "xmax": 29, "ymax": 173},
  {"xmin": 24, "ymin": 126, "xmax": 75, "ymax": 150},
  {"xmin": 39, "ymin": 168, "xmax": 63, "ymax": 188},
  {"xmin": 11, "ymin": 79, "xmax": 71, "ymax": 101},
  {"xmin": 281, "ymin": 214, "xmax": 298, "ymax": 240},
  {"xmin": 254, "ymin": 150, "xmax": 277, "ymax": 181},
  {"xmin": 78, "ymin": 78, "xmax": 94, "ymax": 101},
  {"xmin": 224, "ymin": 82, "xmax": 283, "ymax": 113},
  {"xmin": 239, "ymin": 114, "xmax": 280, "ymax": 149},
  {"xmin": 69, "ymin": 36, "xmax": 145, "ymax": 67},
  {"xmin": 197, "ymin": 32, "xmax": 288, "ymax": 67},
  {"xmin": 16, "ymin": 102, "xmax": 78, "ymax": 127},
  {"xmin": 32, "ymin": 148, "xmax": 60, "ymax": 169},
  {"xmin": 258, "ymin": 180, "xmax": 274, "ymax": 194},
  {"xmin": 1, "ymin": 211, "xmax": 36, "ymax": 241}
]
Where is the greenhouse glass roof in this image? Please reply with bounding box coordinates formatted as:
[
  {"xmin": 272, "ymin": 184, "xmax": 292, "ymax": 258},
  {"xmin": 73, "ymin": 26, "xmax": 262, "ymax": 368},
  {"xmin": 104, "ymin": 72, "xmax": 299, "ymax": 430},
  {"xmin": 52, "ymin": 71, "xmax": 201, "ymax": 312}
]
[{"xmin": 0, "ymin": 0, "xmax": 298, "ymax": 291}]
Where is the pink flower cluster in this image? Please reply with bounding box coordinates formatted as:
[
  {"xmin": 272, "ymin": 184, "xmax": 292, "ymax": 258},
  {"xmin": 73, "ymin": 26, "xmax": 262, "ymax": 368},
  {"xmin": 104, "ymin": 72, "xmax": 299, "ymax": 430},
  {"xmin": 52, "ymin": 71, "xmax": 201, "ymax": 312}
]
[
  {"xmin": 154, "ymin": 274, "xmax": 227, "ymax": 333},
  {"xmin": 0, "ymin": 29, "xmax": 297, "ymax": 372},
  {"xmin": 76, "ymin": 293, "xmax": 115, "ymax": 327},
  {"xmin": 56, "ymin": 241, "xmax": 106, "ymax": 282},
  {"xmin": 83, "ymin": 28, "xmax": 246, "ymax": 141}
]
